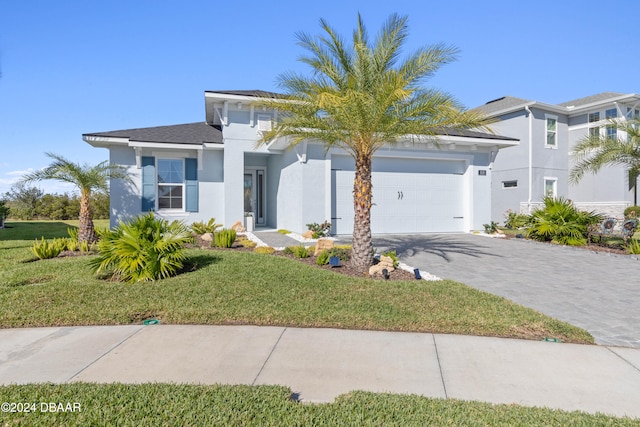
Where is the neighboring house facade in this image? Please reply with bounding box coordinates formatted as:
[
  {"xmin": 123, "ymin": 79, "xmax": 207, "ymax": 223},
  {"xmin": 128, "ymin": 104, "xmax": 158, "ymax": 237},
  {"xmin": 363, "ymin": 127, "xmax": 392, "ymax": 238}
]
[
  {"xmin": 84, "ymin": 90, "xmax": 517, "ymax": 235},
  {"xmin": 476, "ymin": 92, "xmax": 640, "ymax": 222}
]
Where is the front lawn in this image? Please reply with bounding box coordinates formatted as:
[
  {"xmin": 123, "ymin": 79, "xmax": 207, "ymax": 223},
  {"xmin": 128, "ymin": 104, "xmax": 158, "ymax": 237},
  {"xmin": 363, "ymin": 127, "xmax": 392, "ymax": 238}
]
[
  {"xmin": 0, "ymin": 221, "xmax": 592, "ymax": 343},
  {"xmin": 0, "ymin": 383, "xmax": 635, "ymax": 426}
]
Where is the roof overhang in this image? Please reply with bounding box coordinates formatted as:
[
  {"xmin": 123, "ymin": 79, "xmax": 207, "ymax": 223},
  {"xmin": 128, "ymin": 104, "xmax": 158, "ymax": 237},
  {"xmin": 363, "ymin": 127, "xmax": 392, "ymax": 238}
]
[
  {"xmin": 485, "ymin": 101, "xmax": 567, "ymax": 117},
  {"xmin": 564, "ymin": 93, "xmax": 640, "ymax": 113}
]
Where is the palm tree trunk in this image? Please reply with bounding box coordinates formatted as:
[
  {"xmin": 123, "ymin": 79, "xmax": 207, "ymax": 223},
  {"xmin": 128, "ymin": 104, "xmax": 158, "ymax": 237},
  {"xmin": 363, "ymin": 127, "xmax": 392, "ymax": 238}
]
[
  {"xmin": 351, "ymin": 153, "xmax": 374, "ymax": 272},
  {"xmin": 78, "ymin": 189, "xmax": 97, "ymax": 243}
]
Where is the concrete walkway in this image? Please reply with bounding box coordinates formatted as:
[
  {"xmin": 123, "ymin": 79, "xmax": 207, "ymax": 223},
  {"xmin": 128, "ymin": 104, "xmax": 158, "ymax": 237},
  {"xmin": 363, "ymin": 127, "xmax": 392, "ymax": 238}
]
[
  {"xmin": 371, "ymin": 233, "xmax": 640, "ymax": 348},
  {"xmin": 1, "ymin": 325, "xmax": 639, "ymax": 419}
]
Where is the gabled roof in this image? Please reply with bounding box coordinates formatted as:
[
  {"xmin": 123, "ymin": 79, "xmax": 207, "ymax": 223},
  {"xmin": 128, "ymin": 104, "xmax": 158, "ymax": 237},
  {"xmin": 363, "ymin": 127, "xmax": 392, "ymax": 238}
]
[
  {"xmin": 205, "ymin": 90, "xmax": 283, "ymax": 99},
  {"xmin": 476, "ymin": 96, "xmax": 532, "ymax": 115},
  {"xmin": 84, "ymin": 122, "xmax": 223, "ymax": 145},
  {"xmin": 558, "ymin": 92, "xmax": 624, "ymax": 107}
]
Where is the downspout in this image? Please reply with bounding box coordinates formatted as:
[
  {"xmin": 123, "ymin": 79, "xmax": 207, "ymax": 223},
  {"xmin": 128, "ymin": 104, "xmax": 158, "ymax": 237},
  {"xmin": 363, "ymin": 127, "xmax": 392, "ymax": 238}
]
[{"xmin": 524, "ymin": 105, "xmax": 533, "ymax": 213}]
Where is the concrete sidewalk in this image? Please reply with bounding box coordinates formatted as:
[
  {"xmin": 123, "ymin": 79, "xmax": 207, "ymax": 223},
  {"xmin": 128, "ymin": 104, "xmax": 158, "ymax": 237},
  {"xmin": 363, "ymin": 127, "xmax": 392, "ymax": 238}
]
[{"xmin": 2, "ymin": 326, "xmax": 640, "ymax": 419}]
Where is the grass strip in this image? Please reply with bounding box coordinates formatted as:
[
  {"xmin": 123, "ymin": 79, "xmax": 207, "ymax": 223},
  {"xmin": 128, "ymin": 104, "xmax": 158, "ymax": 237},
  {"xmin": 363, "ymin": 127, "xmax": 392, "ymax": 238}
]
[{"xmin": 0, "ymin": 383, "xmax": 636, "ymax": 426}]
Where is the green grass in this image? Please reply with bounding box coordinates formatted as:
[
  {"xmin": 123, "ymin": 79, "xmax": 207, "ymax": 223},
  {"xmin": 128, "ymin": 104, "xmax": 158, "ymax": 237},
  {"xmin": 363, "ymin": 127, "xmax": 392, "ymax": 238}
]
[
  {"xmin": 0, "ymin": 220, "xmax": 111, "ymax": 241},
  {"xmin": 0, "ymin": 221, "xmax": 592, "ymax": 343},
  {"xmin": 0, "ymin": 383, "xmax": 635, "ymax": 426}
]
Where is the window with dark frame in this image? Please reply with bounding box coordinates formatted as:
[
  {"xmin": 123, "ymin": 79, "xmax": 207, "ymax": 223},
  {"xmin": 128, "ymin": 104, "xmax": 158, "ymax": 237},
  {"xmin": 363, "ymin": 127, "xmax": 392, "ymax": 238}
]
[{"xmin": 502, "ymin": 180, "xmax": 518, "ymax": 188}]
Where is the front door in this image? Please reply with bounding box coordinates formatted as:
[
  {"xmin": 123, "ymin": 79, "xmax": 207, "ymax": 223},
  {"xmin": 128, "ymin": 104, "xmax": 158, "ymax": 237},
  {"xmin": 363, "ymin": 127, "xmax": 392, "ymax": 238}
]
[{"xmin": 244, "ymin": 169, "xmax": 266, "ymax": 225}]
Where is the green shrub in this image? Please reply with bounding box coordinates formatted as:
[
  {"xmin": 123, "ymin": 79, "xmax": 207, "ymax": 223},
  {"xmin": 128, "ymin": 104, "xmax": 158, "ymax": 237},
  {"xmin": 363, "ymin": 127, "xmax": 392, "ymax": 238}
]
[
  {"xmin": 503, "ymin": 210, "xmax": 530, "ymax": 229},
  {"xmin": 327, "ymin": 247, "xmax": 351, "ymax": 262},
  {"xmin": 237, "ymin": 237, "xmax": 257, "ymax": 248},
  {"xmin": 624, "ymin": 206, "xmax": 640, "ymax": 219},
  {"xmin": 191, "ymin": 218, "xmax": 223, "ymax": 235},
  {"xmin": 627, "ymin": 239, "xmax": 640, "ymax": 255},
  {"xmin": 316, "ymin": 250, "xmax": 330, "ymax": 265},
  {"xmin": 282, "ymin": 246, "xmax": 295, "ymax": 255},
  {"xmin": 63, "ymin": 237, "xmax": 78, "ymax": 252},
  {"xmin": 90, "ymin": 213, "xmax": 192, "ymax": 283},
  {"xmin": 381, "ymin": 250, "xmax": 399, "ymax": 268},
  {"xmin": 277, "ymin": 229, "xmax": 291, "ymax": 235},
  {"xmin": 67, "ymin": 227, "xmax": 79, "ymax": 241},
  {"xmin": 214, "ymin": 228, "xmax": 237, "ymax": 248},
  {"xmin": 306, "ymin": 220, "xmax": 332, "ymax": 238},
  {"xmin": 483, "ymin": 221, "xmax": 499, "ymax": 234},
  {"xmin": 0, "ymin": 200, "xmax": 10, "ymax": 221},
  {"xmin": 31, "ymin": 237, "xmax": 63, "ymax": 259},
  {"xmin": 292, "ymin": 245, "xmax": 311, "ymax": 258},
  {"xmin": 254, "ymin": 246, "xmax": 275, "ymax": 255},
  {"xmin": 526, "ymin": 197, "xmax": 602, "ymax": 246}
]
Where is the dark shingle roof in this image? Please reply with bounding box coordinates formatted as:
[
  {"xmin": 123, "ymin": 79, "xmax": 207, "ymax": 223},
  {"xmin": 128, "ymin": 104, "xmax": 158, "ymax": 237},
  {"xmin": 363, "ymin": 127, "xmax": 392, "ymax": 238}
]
[
  {"xmin": 205, "ymin": 90, "xmax": 283, "ymax": 99},
  {"xmin": 437, "ymin": 128, "xmax": 518, "ymax": 141},
  {"xmin": 84, "ymin": 122, "xmax": 223, "ymax": 144},
  {"xmin": 558, "ymin": 92, "xmax": 625, "ymax": 107},
  {"xmin": 474, "ymin": 96, "xmax": 532, "ymax": 115}
]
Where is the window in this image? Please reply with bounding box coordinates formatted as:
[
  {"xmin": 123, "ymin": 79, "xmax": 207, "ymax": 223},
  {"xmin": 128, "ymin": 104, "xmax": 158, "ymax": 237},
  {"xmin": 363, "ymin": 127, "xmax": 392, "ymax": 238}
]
[
  {"xmin": 605, "ymin": 108, "xmax": 617, "ymax": 119},
  {"xmin": 544, "ymin": 177, "xmax": 557, "ymax": 198},
  {"xmin": 502, "ymin": 180, "xmax": 518, "ymax": 188},
  {"xmin": 157, "ymin": 159, "xmax": 184, "ymax": 209},
  {"xmin": 257, "ymin": 114, "xmax": 272, "ymax": 131},
  {"xmin": 545, "ymin": 115, "xmax": 557, "ymax": 147},
  {"xmin": 588, "ymin": 112, "xmax": 600, "ymax": 137},
  {"xmin": 606, "ymin": 124, "xmax": 617, "ymax": 139}
]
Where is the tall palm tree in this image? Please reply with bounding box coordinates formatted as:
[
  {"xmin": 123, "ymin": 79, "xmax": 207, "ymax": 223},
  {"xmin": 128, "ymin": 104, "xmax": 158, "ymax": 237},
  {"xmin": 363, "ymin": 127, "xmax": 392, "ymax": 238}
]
[
  {"xmin": 260, "ymin": 14, "xmax": 492, "ymax": 271},
  {"xmin": 570, "ymin": 117, "xmax": 640, "ymax": 205},
  {"xmin": 20, "ymin": 152, "xmax": 132, "ymax": 243}
]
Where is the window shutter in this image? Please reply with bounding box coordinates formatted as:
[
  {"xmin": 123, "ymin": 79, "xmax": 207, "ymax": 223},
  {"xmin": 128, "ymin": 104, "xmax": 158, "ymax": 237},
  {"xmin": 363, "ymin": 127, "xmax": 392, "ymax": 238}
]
[
  {"xmin": 141, "ymin": 156, "xmax": 155, "ymax": 211},
  {"xmin": 185, "ymin": 158, "xmax": 198, "ymax": 212}
]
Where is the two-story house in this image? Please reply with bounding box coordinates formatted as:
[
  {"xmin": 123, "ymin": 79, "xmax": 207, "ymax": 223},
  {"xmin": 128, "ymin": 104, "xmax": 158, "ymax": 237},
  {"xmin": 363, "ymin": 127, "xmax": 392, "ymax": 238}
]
[
  {"xmin": 84, "ymin": 90, "xmax": 517, "ymax": 235},
  {"xmin": 477, "ymin": 92, "xmax": 640, "ymax": 222}
]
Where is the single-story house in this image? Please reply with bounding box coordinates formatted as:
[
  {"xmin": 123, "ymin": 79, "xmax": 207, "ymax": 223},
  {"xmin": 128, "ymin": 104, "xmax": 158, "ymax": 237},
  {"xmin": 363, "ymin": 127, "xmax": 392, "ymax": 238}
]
[{"xmin": 84, "ymin": 90, "xmax": 518, "ymax": 234}]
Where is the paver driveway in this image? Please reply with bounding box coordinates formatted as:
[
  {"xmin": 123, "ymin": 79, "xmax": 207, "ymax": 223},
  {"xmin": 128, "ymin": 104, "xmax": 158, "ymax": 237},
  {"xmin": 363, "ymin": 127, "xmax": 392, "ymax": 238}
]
[{"xmin": 371, "ymin": 234, "xmax": 640, "ymax": 348}]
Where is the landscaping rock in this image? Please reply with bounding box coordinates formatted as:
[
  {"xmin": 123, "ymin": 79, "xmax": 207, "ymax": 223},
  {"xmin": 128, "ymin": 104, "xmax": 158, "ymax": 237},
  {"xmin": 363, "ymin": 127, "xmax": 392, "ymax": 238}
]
[
  {"xmin": 369, "ymin": 256, "xmax": 395, "ymax": 277},
  {"xmin": 200, "ymin": 233, "xmax": 213, "ymax": 242},
  {"xmin": 301, "ymin": 230, "xmax": 314, "ymax": 239},
  {"xmin": 314, "ymin": 238, "xmax": 334, "ymax": 256},
  {"xmin": 231, "ymin": 221, "xmax": 246, "ymax": 233}
]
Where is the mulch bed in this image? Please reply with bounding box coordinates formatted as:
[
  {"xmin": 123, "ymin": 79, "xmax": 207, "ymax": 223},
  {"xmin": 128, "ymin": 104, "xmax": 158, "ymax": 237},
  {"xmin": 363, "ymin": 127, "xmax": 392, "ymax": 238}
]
[{"xmin": 191, "ymin": 235, "xmax": 418, "ymax": 281}]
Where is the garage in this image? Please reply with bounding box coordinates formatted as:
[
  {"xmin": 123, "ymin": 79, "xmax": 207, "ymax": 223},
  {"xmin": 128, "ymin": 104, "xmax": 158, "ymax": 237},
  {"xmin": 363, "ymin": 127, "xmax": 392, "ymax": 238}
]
[{"xmin": 331, "ymin": 155, "xmax": 467, "ymax": 234}]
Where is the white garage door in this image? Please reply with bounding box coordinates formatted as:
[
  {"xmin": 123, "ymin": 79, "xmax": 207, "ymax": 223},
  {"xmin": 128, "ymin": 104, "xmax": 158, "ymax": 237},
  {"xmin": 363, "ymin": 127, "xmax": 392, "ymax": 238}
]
[{"xmin": 332, "ymin": 156, "xmax": 466, "ymax": 234}]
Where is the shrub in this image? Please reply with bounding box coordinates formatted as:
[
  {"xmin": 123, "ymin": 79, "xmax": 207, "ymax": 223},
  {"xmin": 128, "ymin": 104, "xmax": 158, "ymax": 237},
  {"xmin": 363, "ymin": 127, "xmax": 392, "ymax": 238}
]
[
  {"xmin": 627, "ymin": 239, "xmax": 640, "ymax": 255},
  {"xmin": 292, "ymin": 245, "xmax": 311, "ymax": 258},
  {"xmin": 327, "ymin": 247, "xmax": 351, "ymax": 262},
  {"xmin": 0, "ymin": 200, "xmax": 11, "ymax": 222},
  {"xmin": 63, "ymin": 237, "xmax": 79, "ymax": 252},
  {"xmin": 306, "ymin": 220, "xmax": 332, "ymax": 238},
  {"xmin": 67, "ymin": 226, "xmax": 79, "ymax": 241},
  {"xmin": 90, "ymin": 213, "xmax": 192, "ymax": 283},
  {"xmin": 191, "ymin": 218, "xmax": 223, "ymax": 235},
  {"xmin": 282, "ymin": 246, "xmax": 295, "ymax": 255},
  {"xmin": 316, "ymin": 250, "xmax": 330, "ymax": 265},
  {"xmin": 237, "ymin": 237, "xmax": 257, "ymax": 248},
  {"xmin": 214, "ymin": 229, "xmax": 237, "ymax": 248},
  {"xmin": 624, "ymin": 206, "xmax": 640, "ymax": 219},
  {"xmin": 254, "ymin": 246, "xmax": 275, "ymax": 255},
  {"xmin": 483, "ymin": 221, "xmax": 499, "ymax": 234},
  {"xmin": 381, "ymin": 250, "xmax": 399, "ymax": 268},
  {"xmin": 526, "ymin": 197, "xmax": 601, "ymax": 246},
  {"xmin": 503, "ymin": 210, "xmax": 530, "ymax": 229},
  {"xmin": 277, "ymin": 229, "xmax": 291, "ymax": 235},
  {"xmin": 31, "ymin": 237, "xmax": 63, "ymax": 259}
]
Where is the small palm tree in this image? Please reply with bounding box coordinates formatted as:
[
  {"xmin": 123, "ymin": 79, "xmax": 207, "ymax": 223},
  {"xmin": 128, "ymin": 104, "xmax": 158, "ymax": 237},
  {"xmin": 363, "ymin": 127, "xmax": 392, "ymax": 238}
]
[
  {"xmin": 570, "ymin": 117, "xmax": 640, "ymax": 204},
  {"xmin": 260, "ymin": 14, "xmax": 492, "ymax": 272},
  {"xmin": 20, "ymin": 152, "xmax": 132, "ymax": 243}
]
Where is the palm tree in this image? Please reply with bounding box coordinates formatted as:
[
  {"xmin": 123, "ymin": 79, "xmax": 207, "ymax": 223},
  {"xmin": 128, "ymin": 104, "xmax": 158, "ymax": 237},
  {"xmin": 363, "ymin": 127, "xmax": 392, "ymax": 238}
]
[
  {"xmin": 570, "ymin": 117, "xmax": 640, "ymax": 205},
  {"xmin": 20, "ymin": 152, "xmax": 132, "ymax": 243},
  {"xmin": 260, "ymin": 14, "xmax": 492, "ymax": 271}
]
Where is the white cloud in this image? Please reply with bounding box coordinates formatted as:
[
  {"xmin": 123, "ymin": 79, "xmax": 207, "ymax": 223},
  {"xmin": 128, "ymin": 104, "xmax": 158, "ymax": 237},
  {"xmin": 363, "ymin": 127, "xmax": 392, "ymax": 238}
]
[{"xmin": 0, "ymin": 169, "xmax": 78, "ymax": 196}]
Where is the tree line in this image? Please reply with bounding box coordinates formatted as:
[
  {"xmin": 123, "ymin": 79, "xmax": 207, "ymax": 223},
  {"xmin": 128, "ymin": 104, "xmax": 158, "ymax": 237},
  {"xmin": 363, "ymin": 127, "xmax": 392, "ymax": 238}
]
[{"xmin": 1, "ymin": 182, "xmax": 109, "ymax": 220}]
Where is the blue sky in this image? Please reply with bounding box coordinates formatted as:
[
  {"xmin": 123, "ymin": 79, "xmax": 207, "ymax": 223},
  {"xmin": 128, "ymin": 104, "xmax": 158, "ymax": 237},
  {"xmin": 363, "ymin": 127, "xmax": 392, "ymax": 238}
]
[{"xmin": 1, "ymin": 0, "xmax": 638, "ymax": 195}]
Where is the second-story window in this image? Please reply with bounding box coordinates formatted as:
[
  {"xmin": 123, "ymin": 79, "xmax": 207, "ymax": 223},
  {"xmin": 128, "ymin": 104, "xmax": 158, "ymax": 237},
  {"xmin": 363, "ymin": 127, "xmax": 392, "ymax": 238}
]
[
  {"xmin": 605, "ymin": 108, "xmax": 617, "ymax": 119},
  {"xmin": 588, "ymin": 112, "xmax": 600, "ymax": 137},
  {"xmin": 545, "ymin": 115, "xmax": 557, "ymax": 148}
]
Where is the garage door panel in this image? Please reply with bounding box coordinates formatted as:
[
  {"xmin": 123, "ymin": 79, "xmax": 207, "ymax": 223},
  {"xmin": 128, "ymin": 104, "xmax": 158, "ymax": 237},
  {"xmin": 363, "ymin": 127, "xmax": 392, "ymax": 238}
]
[{"xmin": 332, "ymin": 156, "xmax": 465, "ymax": 234}]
